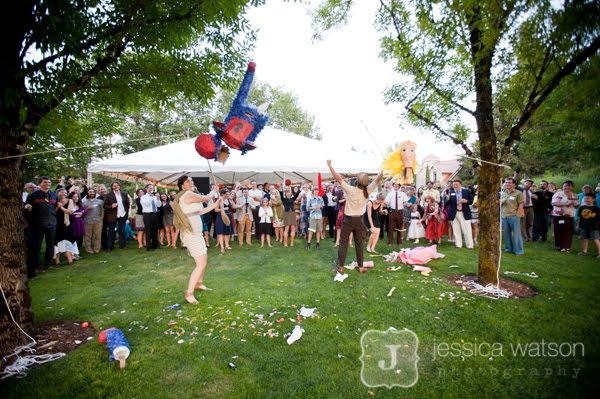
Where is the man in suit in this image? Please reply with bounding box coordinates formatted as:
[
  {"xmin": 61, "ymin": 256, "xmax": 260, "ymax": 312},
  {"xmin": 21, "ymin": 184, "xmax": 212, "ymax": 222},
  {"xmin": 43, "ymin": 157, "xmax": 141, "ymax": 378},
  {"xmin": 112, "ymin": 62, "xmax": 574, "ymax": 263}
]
[
  {"xmin": 103, "ymin": 181, "xmax": 131, "ymax": 251},
  {"xmin": 25, "ymin": 176, "xmax": 57, "ymax": 277},
  {"xmin": 446, "ymin": 178, "xmax": 474, "ymax": 249},
  {"xmin": 532, "ymin": 180, "xmax": 553, "ymax": 242},
  {"xmin": 322, "ymin": 183, "xmax": 337, "ymax": 239}
]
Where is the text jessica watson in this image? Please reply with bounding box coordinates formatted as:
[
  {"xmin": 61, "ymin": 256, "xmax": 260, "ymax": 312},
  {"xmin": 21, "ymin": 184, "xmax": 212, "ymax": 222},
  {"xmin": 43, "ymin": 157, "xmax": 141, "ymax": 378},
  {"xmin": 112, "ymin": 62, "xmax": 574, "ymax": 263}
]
[{"xmin": 432, "ymin": 339, "xmax": 584, "ymax": 360}]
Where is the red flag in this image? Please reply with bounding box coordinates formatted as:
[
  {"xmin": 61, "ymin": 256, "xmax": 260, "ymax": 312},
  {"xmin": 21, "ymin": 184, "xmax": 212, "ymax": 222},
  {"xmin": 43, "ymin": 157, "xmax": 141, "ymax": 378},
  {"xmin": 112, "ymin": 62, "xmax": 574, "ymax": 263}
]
[{"xmin": 317, "ymin": 173, "xmax": 324, "ymax": 196}]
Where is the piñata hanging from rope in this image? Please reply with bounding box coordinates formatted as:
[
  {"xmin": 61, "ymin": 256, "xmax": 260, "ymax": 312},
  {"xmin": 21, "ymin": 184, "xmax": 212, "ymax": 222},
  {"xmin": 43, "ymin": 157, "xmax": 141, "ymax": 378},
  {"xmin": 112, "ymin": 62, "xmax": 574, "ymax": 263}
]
[
  {"xmin": 381, "ymin": 140, "xmax": 418, "ymax": 185},
  {"xmin": 195, "ymin": 61, "xmax": 269, "ymax": 164}
]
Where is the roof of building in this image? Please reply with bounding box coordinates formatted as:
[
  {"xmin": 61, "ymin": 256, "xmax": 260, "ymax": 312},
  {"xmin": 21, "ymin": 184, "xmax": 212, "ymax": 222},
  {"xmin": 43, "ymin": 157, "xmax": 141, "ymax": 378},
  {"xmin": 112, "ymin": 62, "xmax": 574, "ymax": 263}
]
[{"xmin": 436, "ymin": 159, "xmax": 461, "ymax": 174}]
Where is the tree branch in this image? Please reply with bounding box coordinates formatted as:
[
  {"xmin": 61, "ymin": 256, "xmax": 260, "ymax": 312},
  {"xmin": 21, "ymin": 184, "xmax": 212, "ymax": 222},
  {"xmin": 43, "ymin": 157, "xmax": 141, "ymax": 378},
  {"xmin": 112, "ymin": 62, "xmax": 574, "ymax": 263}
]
[
  {"xmin": 500, "ymin": 35, "xmax": 600, "ymax": 162},
  {"xmin": 21, "ymin": 1, "xmax": 207, "ymax": 77},
  {"xmin": 25, "ymin": 21, "xmax": 137, "ymax": 126},
  {"xmin": 383, "ymin": 0, "xmax": 476, "ymax": 118},
  {"xmin": 405, "ymin": 104, "xmax": 474, "ymax": 158}
]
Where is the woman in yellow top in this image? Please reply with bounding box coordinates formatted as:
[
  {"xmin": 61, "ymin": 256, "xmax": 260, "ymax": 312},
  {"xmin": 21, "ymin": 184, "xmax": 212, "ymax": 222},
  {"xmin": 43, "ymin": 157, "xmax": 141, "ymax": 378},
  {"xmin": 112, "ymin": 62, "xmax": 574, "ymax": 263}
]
[
  {"xmin": 327, "ymin": 160, "xmax": 383, "ymax": 273},
  {"xmin": 172, "ymin": 175, "xmax": 221, "ymax": 305}
]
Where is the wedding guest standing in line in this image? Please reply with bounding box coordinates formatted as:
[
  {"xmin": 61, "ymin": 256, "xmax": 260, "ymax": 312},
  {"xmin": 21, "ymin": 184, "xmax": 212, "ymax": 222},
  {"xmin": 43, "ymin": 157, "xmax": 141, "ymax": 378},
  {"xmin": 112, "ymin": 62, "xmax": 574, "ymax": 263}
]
[
  {"xmin": 82, "ymin": 188, "xmax": 104, "ymax": 254},
  {"xmin": 25, "ymin": 176, "xmax": 57, "ymax": 277},
  {"xmin": 103, "ymin": 182, "xmax": 130, "ymax": 251},
  {"xmin": 282, "ymin": 188, "xmax": 297, "ymax": 247},
  {"xmin": 551, "ymin": 180, "xmax": 579, "ymax": 253},
  {"xmin": 140, "ymin": 184, "xmax": 161, "ymax": 251},
  {"xmin": 500, "ymin": 177, "xmax": 525, "ymax": 255}
]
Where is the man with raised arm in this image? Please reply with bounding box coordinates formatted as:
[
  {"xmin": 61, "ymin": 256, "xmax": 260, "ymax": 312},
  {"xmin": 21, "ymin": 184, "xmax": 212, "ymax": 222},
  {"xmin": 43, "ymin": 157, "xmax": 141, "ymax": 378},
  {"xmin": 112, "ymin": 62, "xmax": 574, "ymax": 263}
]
[{"xmin": 327, "ymin": 160, "xmax": 383, "ymax": 273}]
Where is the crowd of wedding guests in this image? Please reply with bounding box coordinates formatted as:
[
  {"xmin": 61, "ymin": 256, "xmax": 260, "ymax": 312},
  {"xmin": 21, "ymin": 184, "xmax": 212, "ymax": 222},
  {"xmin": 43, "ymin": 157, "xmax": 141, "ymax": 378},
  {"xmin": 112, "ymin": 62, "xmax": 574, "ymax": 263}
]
[{"xmin": 22, "ymin": 174, "xmax": 600, "ymax": 278}]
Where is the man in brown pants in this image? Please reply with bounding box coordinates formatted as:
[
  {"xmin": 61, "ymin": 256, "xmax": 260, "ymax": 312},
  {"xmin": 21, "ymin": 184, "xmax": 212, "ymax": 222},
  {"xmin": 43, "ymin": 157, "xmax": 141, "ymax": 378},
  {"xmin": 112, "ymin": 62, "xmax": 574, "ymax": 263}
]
[
  {"xmin": 384, "ymin": 182, "xmax": 409, "ymax": 246},
  {"xmin": 327, "ymin": 159, "xmax": 383, "ymax": 273}
]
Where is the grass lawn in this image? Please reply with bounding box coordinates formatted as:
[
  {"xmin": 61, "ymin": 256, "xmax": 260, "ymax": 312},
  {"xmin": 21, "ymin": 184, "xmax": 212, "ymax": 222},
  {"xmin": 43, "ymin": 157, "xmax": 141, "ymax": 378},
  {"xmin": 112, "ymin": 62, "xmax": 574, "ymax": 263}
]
[{"xmin": 1, "ymin": 234, "xmax": 599, "ymax": 398}]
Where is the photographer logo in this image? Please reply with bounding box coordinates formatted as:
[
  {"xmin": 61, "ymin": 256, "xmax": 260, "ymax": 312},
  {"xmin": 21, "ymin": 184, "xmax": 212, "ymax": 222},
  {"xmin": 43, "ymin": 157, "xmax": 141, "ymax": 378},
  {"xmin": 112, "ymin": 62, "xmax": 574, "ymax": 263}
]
[{"xmin": 359, "ymin": 327, "xmax": 419, "ymax": 388}]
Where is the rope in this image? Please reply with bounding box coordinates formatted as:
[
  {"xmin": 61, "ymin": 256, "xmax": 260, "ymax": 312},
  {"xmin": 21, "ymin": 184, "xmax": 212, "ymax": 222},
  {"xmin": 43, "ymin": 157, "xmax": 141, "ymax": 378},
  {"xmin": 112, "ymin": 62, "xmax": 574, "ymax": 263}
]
[
  {"xmin": 0, "ymin": 283, "xmax": 65, "ymax": 380},
  {"xmin": 465, "ymin": 280, "xmax": 512, "ymax": 299},
  {"xmin": 0, "ymin": 132, "xmax": 190, "ymax": 161},
  {"xmin": 2, "ymin": 352, "xmax": 66, "ymax": 379},
  {"xmin": 359, "ymin": 120, "xmax": 385, "ymax": 157},
  {"xmin": 206, "ymin": 159, "xmax": 218, "ymax": 187},
  {"xmin": 504, "ymin": 271, "xmax": 539, "ymax": 278}
]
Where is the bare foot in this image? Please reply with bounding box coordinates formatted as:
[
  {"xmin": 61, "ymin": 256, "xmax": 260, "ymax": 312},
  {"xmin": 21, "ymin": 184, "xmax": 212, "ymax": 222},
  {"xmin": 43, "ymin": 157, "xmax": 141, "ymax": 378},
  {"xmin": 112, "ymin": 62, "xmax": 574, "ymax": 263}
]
[
  {"xmin": 195, "ymin": 282, "xmax": 211, "ymax": 291},
  {"xmin": 184, "ymin": 291, "xmax": 199, "ymax": 305}
]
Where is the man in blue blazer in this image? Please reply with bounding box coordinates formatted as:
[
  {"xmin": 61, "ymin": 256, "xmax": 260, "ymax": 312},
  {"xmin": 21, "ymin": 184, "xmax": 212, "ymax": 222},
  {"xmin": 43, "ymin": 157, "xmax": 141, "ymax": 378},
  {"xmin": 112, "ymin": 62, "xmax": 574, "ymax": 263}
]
[{"xmin": 446, "ymin": 178, "xmax": 474, "ymax": 249}]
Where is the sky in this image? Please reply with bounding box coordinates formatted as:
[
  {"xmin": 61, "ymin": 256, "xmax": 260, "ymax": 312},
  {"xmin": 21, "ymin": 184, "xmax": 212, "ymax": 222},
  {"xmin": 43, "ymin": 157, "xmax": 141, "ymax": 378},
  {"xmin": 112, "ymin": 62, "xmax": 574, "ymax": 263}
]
[{"xmin": 246, "ymin": 0, "xmax": 463, "ymax": 163}]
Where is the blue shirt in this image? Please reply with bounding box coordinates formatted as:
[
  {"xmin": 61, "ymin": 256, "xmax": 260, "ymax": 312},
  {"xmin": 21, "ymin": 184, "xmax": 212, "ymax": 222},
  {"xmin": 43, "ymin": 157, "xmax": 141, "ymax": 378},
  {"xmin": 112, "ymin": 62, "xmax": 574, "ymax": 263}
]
[{"xmin": 308, "ymin": 196, "xmax": 324, "ymax": 219}]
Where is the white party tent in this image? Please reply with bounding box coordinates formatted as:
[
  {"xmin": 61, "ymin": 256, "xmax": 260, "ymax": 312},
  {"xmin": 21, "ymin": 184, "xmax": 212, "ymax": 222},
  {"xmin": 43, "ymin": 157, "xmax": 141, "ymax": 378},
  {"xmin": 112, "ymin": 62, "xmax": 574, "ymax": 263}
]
[{"xmin": 87, "ymin": 127, "xmax": 381, "ymax": 187}]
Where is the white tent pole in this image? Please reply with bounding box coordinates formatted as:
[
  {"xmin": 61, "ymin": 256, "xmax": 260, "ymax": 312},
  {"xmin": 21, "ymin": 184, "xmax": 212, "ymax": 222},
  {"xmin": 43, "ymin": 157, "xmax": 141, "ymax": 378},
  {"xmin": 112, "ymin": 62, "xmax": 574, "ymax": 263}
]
[{"xmin": 86, "ymin": 171, "xmax": 93, "ymax": 188}]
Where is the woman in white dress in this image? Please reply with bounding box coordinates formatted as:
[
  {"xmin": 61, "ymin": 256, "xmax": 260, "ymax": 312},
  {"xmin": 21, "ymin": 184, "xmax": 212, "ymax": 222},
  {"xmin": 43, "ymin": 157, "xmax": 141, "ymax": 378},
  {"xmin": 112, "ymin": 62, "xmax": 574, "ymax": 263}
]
[
  {"xmin": 406, "ymin": 203, "xmax": 426, "ymax": 243},
  {"xmin": 172, "ymin": 175, "xmax": 220, "ymax": 305}
]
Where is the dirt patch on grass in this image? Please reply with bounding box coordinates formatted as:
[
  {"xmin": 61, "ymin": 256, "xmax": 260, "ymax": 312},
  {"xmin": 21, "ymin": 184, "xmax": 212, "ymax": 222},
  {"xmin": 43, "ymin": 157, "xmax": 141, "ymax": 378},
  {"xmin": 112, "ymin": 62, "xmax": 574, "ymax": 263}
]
[
  {"xmin": 448, "ymin": 274, "xmax": 537, "ymax": 298},
  {"xmin": 1, "ymin": 321, "xmax": 96, "ymax": 376},
  {"xmin": 31, "ymin": 320, "xmax": 96, "ymax": 354}
]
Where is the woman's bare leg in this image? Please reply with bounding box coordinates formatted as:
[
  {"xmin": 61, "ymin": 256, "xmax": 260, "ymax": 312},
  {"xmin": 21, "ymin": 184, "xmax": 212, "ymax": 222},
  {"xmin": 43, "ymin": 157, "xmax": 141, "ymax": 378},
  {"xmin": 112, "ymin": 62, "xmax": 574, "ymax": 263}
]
[
  {"xmin": 171, "ymin": 228, "xmax": 178, "ymax": 248},
  {"xmin": 137, "ymin": 231, "xmax": 144, "ymax": 248},
  {"xmin": 185, "ymin": 254, "xmax": 208, "ymax": 304},
  {"xmin": 283, "ymin": 226, "xmax": 289, "ymax": 246}
]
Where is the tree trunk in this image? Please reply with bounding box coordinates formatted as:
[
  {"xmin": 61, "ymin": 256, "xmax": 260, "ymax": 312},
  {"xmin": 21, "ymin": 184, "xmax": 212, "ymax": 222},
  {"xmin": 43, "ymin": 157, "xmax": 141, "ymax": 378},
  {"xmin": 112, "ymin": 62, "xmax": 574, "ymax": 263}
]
[
  {"xmin": 468, "ymin": 6, "xmax": 501, "ymax": 285},
  {"xmin": 0, "ymin": 128, "xmax": 33, "ymax": 356},
  {"xmin": 477, "ymin": 163, "xmax": 502, "ymax": 285}
]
